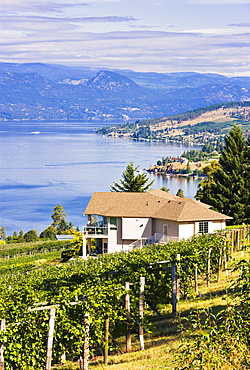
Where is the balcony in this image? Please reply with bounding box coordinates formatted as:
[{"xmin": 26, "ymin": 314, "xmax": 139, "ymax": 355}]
[{"xmin": 83, "ymin": 224, "xmax": 108, "ymax": 236}]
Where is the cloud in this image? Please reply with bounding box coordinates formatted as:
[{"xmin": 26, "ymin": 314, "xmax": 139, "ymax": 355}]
[
  {"xmin": 0, "ymin": 0, "xmax": 120, "ymax": 13},
  {"xmin": 1, "ymin": 27, "xmax": 249, "ymax": 76},
  {"xmin": 0, "ymin": 0, "xmax": 249, "ymax": 76},
  {"xmin": 0, "ymin": 15, "xmax": 136, "ymax": 24},
  {"xmin": 229, "ymin": 23, "xmax": 250, "ymax": 27},
  {"xmin": 0, "ymin": 0, "xmax": 90, "ymax": 10},
  {"xmin": 184, "ymin": 0, "xmax": 250, "ymax": 4}
]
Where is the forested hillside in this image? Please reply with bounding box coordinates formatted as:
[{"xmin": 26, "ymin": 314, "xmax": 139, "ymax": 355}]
[{"xmin": 0, "ymin": 62, "xmax": 250, "ymax": 121}]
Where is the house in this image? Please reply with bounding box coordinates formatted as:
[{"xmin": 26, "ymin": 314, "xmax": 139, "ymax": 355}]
[{"xmin": 82, "ymin": 189, "xmax": 232, "ymax": 257}]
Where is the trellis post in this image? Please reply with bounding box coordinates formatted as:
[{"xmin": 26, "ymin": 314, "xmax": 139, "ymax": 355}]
[
  {"xmin": 194, "ymin": 263, "xmax": 198, "ymax": 295},
  {"xmin": 125, "ymin": 282, "xmax": 131, "ymax": 353},
  {"xmin": 0, "ymin": 319, "xmax": 5, "ymax": 370},
  {"xmin": 80, "ymin": 313, "xmax": 90, "ymax": 370},
  {"xmin": 45, "ymin": 307, "xmax": 56, "ymax": 370},
  {"xmin": 171, "ymin": 261, "xmax": 177, "ymax": 317},
  {"xmin": 104, "ymin": 315, "xmax": 109, "ymax": 365},
  {"xmin": 139, "ymin": 277, "xmax": 145, "ymax": 350},
  {"xmin": 207, "ymin": 248, "xmax": 212, "ymax": 288}
]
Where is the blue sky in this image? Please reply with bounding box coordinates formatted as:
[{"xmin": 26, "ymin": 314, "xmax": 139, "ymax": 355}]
[{"xmin": 0, "ymin": 0, "xmax": 250, "ymax": 76}]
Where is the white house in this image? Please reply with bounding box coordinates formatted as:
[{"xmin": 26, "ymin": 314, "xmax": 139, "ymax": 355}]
[{"xmin": 82, "ymin": 189, "xmax": 232, "ymax": 256}]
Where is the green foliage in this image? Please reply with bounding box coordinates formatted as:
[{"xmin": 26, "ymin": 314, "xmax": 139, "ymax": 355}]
[
  {"xmin": 176, "ymin": 189, "xmax": 184, "ymax": 198},
  {"xmin": 40, "ymin": 226, "xmax": 57, "ymax": 240},
  {"xmin": 160, "ymin": 186, "xmax": 170, "ymax": 192},
  {"xmin": 23, "ymin": 229, "xmax": 39, "ymax": 243},
  {"xmin": 51, "ymin": 205, "xmax": 68, "ymax": 233},
  {"xmin": 196, "ymin": 124, "xmax": 250, "ymax": 224},
  {"xmin": 0, "ymin": 226, "xmax": 6, "ymax": 241},
  {"xmin": 176, "ymin": 259, "xmax": 250, "ymax": 370},
  {"xmin": 0, "ymin": 234, "xmax": 229, "ymax": 369},
  {"xmin": 0, "ymin": 240, "xmax": 71, "ymax": 259},
  {"xmin": 181, "ymin": 141, "xmax": 220, "ymax": 162},
  {"xmin": 110, "ymin": 160, "xmax": 154, "ymax": 192},
  {"xmin": 96, "ymin": 102, "xmax": 250, "ymax": 142}
]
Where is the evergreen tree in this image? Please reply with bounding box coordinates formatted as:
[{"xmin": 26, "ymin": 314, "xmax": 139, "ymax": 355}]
[
  {"xmin": 244, "ymin": 136, "xmax": 250, "ymax": 223},
  {"xmin": 176, "ymin": 189, "xmax": 184, "ymax": 198},
  {"xmin": 0, "ymin": 226, "xmax": 6, "ymax": 241},
  {"xmin": 196, "ymin": 125, "xmax": 248, "ymax": 225},
  {"xmin": 51, "ymin": 205, "xmax": 68, "ymax": 233},
  {"xmin": 160, "ymin": 186, "xmax": 170, "ymax": 192},
  {"xmin": 110, "ymin": 160, "xmax": 154, "ymax": 192},
  {"xmin": 17, "ymin": 230, "xmax": 25, "ymax": 243}
]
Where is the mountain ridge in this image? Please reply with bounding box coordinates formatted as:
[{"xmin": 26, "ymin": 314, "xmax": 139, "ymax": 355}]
[{"xmin": 0, "ymin": 62, "xmax": 249, "ymax": 122}]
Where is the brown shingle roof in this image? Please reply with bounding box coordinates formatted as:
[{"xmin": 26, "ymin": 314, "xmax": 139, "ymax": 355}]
[{"xmin": 84, "ymin": 190, "xmax": 232, "ymax": 221}]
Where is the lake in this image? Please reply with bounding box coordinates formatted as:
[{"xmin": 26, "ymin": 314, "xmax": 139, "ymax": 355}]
[{"xmin": 0, "ymin": 121, "xmax": 201, "ymax": 235}]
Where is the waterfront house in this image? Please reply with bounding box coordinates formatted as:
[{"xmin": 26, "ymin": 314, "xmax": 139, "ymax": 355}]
[{"xmin": 82, "ymin": 189, "xmax": 232, "ymax": 256}]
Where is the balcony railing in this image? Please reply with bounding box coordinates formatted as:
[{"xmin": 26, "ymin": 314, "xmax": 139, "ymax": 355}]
[
  {"xmin": 83, "ymin": 225, "xmax": 108, "ymax": 236},
  {"xmin": 128, "ymin": 233, "xmax": 179, "ymax": 250}
]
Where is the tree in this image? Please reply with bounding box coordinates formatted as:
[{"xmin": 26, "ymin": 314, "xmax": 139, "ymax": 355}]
[
  {"xmin": 186, "ymin": 161, "xmax": 192, "ymax": 174},
  {"xmin": 40, "ymin": 226, "xmax": 57, "ymax": 240},
  {"xmin": 0, "ymin": 226, "xmax": 6, "ymax": 241},
  {"xmin": 110, "ymin": 160, "xmax": 154, "ymax": 192},
  {"xmin": 51, "ymin": 205, "xmax": 68, "ymax": 233},
  {"xmin": 160, "ymin": 186, "xmax": 170, "ymax": 192},
  {"xmin": 176, "ymin": 189, "xmax": 184, "ymax": 198},
  {"xmin": 17, "ymin": 230, "xmax": 25, "ymax": 243},
  {"xmin": 24, "ymin": 229, "xmax": 39, "ymax": 242},
  {"xmin": 244, "ymin": 136, "xmax": 250, "ymax": 223},
  {"xmin": 196, "ymin": 125, "xmax": 249, "ymax": 225}
]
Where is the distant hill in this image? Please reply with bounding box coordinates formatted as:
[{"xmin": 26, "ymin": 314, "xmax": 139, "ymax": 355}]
[
  {"xmin": 97, "ymin": 101, "xmax": 250, "ymax": 144},
  {"xmin": 0, "ymin": 62, "xmax": 249, "ymax": 122}
]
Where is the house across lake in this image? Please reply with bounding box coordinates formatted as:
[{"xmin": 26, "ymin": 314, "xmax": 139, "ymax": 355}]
[{"xmin": 82, "ymin": 189, "xmax": 232, "ymax": 256}]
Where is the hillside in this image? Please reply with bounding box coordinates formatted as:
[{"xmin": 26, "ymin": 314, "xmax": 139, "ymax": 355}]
[
  {"xmin": 98, "ymin": 101, "xmax": 250, "ymax": 144},
  {"xmin": 0, "ymin": 62, "xmax": 250, "ymax": 122}
]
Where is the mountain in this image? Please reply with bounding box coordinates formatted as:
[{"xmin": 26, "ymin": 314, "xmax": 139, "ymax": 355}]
[
  {"xmin": 0, "ymin": 62, "xmax": 249, "ymax": 122},
  {"xmin": 85, "ymin": 70, "xmax": 140, "ymax": 91}
]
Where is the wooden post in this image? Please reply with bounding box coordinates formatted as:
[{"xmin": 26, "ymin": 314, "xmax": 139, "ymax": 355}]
[
  {"xmin": 217, "ymin": 247, "xmax": 222, "ymax": 282},
  {"xmin": 82, "ymin": 313, "xmax": 90, "ymax": 370},
  {"xmin": 0, "ymin": 319, "xmax": 6, "ymax": 370},
  {"xmin": 171, "ymin": 261, "xmax": 177, "ymax": 317},
  {"xmin": 139, "ymin": 277, "xmax": 145, "ymax": 351},
  {"xmin": 194, "ymin": 263, "xmax": 198, "ymax": 295},
  {"xmin": 104, "ymin": 315, "xmax": 109, "ymax": 365},
  {"xmin": 125, "ymin": 282, "xmax": 131, "ymax": 353},
  {"xmin": 224, "ymin": 252, "xmax": 229, "ymax": 278},
  {"xmin": 207, "ymin": 248, "xmax": 212, "ymax": 288},
  {"xmin": 176, "ymin": 254, "xmax": 181, "ymax": 300},
  {"xmin": 45, "ymin": 307, "xmax": 56, "ymax": 370}
]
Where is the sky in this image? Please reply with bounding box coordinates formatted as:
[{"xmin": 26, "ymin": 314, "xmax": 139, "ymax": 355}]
[{"xmin": 0, "ymin": 0, "xmax": 250, "ymax": 76}]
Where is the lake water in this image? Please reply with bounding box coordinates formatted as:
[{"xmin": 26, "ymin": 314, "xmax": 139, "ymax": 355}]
[{"xmin": 0, "ymin": 121, "xmax": 201, "ymax": 235}]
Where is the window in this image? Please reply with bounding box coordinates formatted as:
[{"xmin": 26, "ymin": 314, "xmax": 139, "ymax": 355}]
[
  {"xmin": 199, "ymin": 221, "xmax": 209, "ymax": 233},
  {"xmin": 110, "ymin": 217, "xmax": 117, "ymax": 229}
]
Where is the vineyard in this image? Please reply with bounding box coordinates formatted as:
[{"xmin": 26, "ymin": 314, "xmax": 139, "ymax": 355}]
[{"xmin": 0, "ymin": 232, "xmax": 249, "ymax": 370}]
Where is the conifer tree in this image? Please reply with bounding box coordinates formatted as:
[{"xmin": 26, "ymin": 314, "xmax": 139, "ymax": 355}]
[
  {"xmin": 176, "ymin": 188, "xmax": 184, "ymax": 198},
  {"xmin": 110, "ymin": 160, "xmax": 154, "ymax": 192},
  {"xmin": 51, "ymin": 204, "xmax": 68, "ymax": 233},
  {"xmin": 244, "ymin": 136, "xmax": 250, "ymax": 223},
  {"xmin": 196, "ymin": 125, "xmax": 248, "ymax": 225}
]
